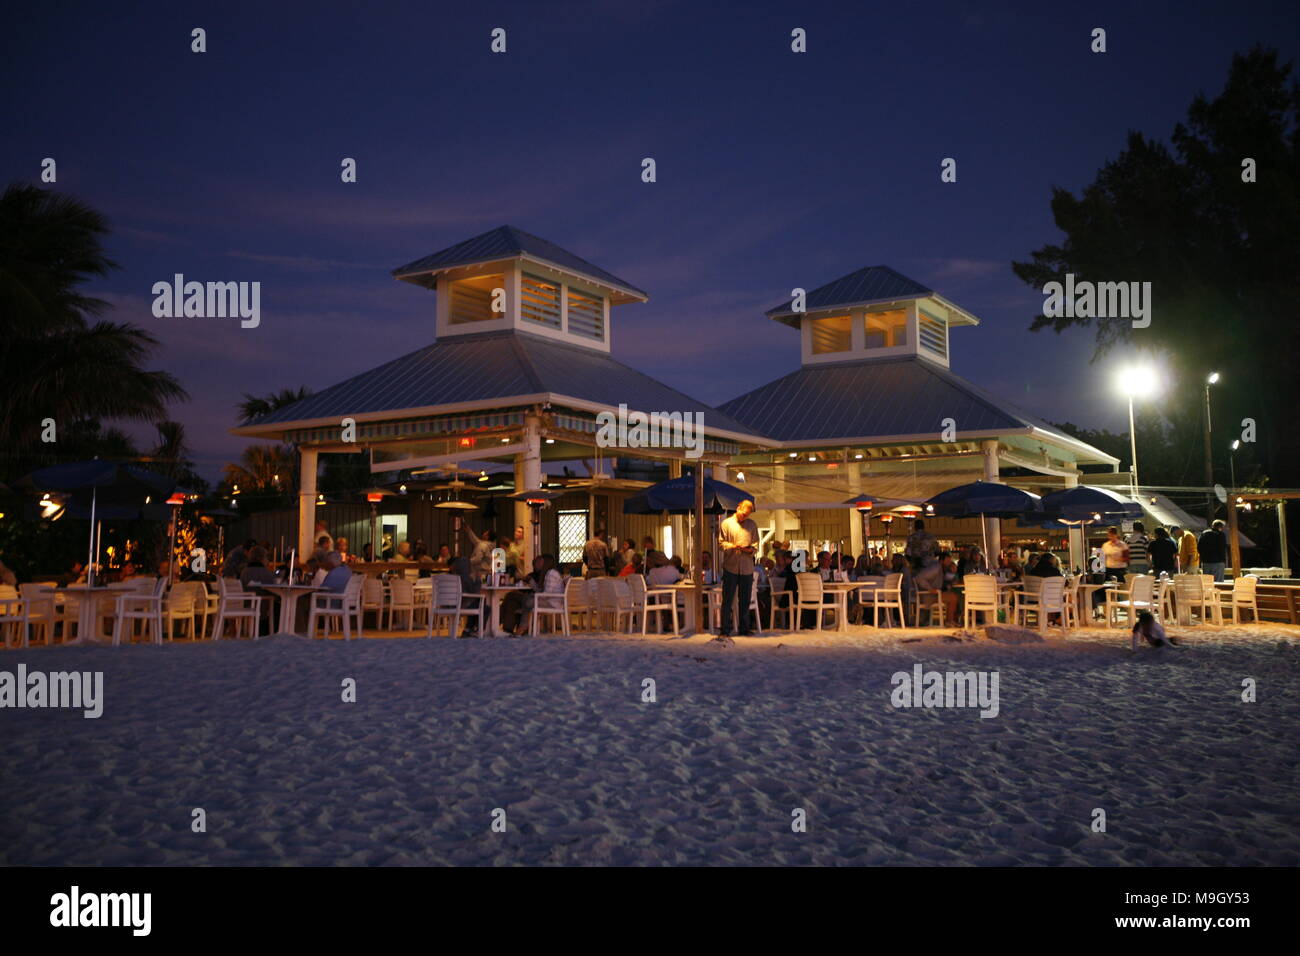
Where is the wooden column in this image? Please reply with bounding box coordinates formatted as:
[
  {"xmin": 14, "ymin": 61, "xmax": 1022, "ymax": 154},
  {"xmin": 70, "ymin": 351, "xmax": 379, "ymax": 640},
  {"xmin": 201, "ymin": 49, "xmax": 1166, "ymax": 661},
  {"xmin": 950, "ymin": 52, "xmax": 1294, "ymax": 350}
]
[
  {"xmin": 297, "ymin": 446, "xmax": 319, "ymax": 557},
  {"xmin": 1227, "ymin": 497, "xmax": 1242, "ymax": 578},
  {"xmin": 693, "ymin": 465, "xmax": 706, "ymax": 634}
]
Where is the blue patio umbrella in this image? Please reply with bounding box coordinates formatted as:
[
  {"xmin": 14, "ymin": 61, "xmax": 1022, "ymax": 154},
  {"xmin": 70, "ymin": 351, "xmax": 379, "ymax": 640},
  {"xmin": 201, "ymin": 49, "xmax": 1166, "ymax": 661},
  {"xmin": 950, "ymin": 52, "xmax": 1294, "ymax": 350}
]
[
  {"xmin": 925, "ymin": 480, "xmax": 1042, "ymax": 561},
  {"xmin": 1038, "ymin": 485, "xmax": 1144, "ymax": 523},
  {"xmin": 622, "ymin": 474, "xmax": 754, "ymax": 516},
  {"xmin": 17, "ymin": 461, "xmax": 176, "ymax": 583}
]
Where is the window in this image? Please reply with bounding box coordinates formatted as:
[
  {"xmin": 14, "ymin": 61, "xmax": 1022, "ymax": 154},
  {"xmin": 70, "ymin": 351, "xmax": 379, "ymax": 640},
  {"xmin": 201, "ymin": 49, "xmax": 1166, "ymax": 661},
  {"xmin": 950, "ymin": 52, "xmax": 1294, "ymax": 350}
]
[
  {"xmin": 558, "ymin": 511, "xmax": 588, "ymax": 564},
  {"xmin": 810, "ymin": 314, "xmax": 852, "ymax": 354},
  {"xmin": 448, "ymin": 274, "xmax": 504, "ymax": 324},
  {"xmin": 864, "ymin": 308, "xmax": 907, "ymax": 349},
  {"xmin": 521, "ymin": 272, "xmax": 561, "ymax": 329},
  {"xmin": 918, "ymin": 309, "xmax": 947, "ymax": 359},
  {"xmin": 567, "ymin": 287, "xmax": 605, "ymax": 339}
]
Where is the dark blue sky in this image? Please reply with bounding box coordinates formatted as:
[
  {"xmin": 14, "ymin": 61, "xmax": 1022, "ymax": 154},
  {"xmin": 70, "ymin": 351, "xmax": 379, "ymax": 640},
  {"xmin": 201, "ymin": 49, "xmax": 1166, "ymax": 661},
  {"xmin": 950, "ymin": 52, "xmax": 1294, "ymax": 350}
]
[{"xmin": 5, "ymin": 1, "xmax": 1296, "ymax": 481}]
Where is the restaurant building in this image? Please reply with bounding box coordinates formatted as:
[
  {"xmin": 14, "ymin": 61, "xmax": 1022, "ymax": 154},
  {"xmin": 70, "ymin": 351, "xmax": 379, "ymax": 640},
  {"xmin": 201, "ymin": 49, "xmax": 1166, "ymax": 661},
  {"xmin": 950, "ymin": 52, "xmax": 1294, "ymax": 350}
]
[{"xmin": 231, "ymin": 227, "xmax": 1120, "ymax": 567}]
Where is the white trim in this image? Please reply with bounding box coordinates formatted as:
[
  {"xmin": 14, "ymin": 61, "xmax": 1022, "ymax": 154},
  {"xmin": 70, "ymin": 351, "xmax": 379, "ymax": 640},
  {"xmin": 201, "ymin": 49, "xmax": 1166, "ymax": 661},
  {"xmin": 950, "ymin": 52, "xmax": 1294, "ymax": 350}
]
[{"xmin": 371, "ymin": 443, "xmax": 527, "ymax": 474}]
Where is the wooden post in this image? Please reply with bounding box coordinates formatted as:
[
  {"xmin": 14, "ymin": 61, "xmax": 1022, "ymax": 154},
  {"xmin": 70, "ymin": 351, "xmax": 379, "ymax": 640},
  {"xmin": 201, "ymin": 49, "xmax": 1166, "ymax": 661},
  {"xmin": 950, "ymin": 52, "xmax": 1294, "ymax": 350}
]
[
  {"xmin": 1278, "ymin": 500, "xmax": 1290, "ymax": 574},
  {"xmin": 1227, "ymin": 496, "xmax": 1242, "ymax": 579},
  {"xmin": 694, "ymin": 464, "xmax": 706, "ymax": 634}
]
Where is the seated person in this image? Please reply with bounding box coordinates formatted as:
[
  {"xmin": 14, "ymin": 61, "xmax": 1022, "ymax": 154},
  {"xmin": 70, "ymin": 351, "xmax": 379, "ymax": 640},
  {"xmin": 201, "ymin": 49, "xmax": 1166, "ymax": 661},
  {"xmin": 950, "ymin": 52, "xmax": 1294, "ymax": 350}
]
[
  {"xmin": 240, "ymin": 546, "xmax": 280, "ymax": 589},
  {"xmin": 320, "ymin": 551, "xmax": 353, "ymax": 592},
  {"xmin": 618, "ymin": 553, "xmax": 644, "ymax": 577},
  {"xmin": 647, "ymin": 556, "xmax": 682, "ymax": 587},
  {"xmin": 1025, "ymin": 552, "xmax": 1062, "ymax": 578},
  {"xmin": 430, "ymin": 544, "xmax": 452, "ymax": 571}
]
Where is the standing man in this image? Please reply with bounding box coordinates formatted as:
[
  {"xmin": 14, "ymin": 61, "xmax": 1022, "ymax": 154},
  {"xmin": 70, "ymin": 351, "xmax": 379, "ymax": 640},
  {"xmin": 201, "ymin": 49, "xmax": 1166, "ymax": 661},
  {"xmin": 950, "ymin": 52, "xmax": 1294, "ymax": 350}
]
[
  {"xmin": 583, "ymin": 526, "xmax": 610, "ymax": 578},
  {"xmin": 1125, "ymin": 520, "xmax": 1150, "ymax": 574},
  {"xmin": 718, "ymin": 499, "xmax": 760, "ymax": 637},
  {"xmin": 904, "ymin": 518, "xmax": 939, "ymax": 568},
  {"xmin": 463, "ymin": 525, "xmax": 498, "ymax": 582},
  {"xmin": 1199, "ymin": 519, "xmax": 1229, "ymax": 581}
]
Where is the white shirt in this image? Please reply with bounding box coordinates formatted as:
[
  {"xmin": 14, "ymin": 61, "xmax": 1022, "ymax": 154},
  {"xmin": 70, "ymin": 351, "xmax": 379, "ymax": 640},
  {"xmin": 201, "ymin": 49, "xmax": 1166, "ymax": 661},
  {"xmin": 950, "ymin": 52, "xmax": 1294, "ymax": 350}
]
[{"xmin": 648, "ymin": 565, "xmax": 682, "ymax": 586}]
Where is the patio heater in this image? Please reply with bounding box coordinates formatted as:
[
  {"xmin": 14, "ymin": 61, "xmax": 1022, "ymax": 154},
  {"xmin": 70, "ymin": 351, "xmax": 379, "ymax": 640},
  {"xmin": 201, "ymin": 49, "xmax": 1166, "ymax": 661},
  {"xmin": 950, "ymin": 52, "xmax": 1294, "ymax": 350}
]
[
  {"xmin": 359, "ymin": 486, "xmax": 396, "ymax": 562},
  {"xmin": 165, "ymin": 492, "xmax": 186, "ymax": 586},
  {"xmin": 509, "ymin": 488, "xmax": 563, "ymax": 566},
  {"xmin": 879, "ymin": 513, "xmax": 894, "ymax": 555},
  {"xmin": 434, "ymin": 477, "xmax": 478, "ymax": 557}
]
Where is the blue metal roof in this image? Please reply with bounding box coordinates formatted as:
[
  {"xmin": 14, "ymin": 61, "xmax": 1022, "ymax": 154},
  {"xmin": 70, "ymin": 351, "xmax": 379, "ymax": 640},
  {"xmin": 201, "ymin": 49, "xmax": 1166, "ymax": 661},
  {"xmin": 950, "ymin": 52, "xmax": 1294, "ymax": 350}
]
[
  {"xmin": 717, "ymin": 355, "xmax": 1071, "ymax": 444},
  {"xmin": 766, "ymin": 265, "xmax": 932, "ymax": 320},
  {"xmin": 240, "ymin": 329, "xmax": 757, "ymax": 436},
  {"xmin": 391, "ymin": 226, "xmax": 648, "ymax": 299}
]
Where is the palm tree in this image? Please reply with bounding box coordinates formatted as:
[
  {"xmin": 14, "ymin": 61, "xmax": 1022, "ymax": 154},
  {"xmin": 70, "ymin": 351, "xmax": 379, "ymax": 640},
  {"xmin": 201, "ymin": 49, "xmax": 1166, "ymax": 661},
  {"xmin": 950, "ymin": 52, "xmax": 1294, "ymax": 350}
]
[
  {"xmin": 237, "ymin": 387, "xmax": 313, "ymax": 425},
  {"xmin": 149, "ymin": 420, "xmax": 207, "ymax": 492},
  {"xmin": 223, "ymin": 444, "xmax": 299, "ymax": 495},
  {"xmin": 0, "ymin": 184, "xmax": 186, "ymax": 457}
]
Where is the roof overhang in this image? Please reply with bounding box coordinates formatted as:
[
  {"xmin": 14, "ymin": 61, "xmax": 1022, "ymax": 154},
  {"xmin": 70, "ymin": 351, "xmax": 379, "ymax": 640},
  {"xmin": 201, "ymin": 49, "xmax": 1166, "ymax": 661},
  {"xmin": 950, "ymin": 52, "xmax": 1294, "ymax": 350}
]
[
  {"xmin": 767, "ymin": 292, "xmax": 982, "ymax": 329},
  {"xmin": 393, "ymin": 253, "xmax": 648, "ymax": 304},
  {"xmin": 231, "ymin": 392, "xmax": 768, "ymax": 448}
]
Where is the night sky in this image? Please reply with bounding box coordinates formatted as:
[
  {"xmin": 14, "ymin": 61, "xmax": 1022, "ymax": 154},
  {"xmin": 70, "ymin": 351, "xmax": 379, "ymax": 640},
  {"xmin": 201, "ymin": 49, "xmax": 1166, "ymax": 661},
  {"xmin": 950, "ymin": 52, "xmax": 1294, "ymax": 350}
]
[{"xmin": 5, "ymin": 1, "xmax": 1296, "ymax": 482}]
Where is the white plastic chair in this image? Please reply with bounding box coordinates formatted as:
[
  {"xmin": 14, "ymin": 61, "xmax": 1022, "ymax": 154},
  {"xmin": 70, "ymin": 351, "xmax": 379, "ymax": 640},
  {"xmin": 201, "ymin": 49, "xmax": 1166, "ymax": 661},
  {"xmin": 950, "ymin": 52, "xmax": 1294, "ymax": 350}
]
[
  {"xmin": 564, "ymin": 577, "xmax": 591, "ymax": 631},
  {"xmin": 1013, "ymin": 577, "xmax": 1067, "ymax": 633},
  {"xmin": 862, "ymin": 573, "xmax": 905, "ymax": 628},
  {"xmin": 529, "ymin": 587, "xmax": 570, "ymax": 637},
  {"xmin": 17, "ymin": 584, "xmax": 56, "ymax": 645},
  {"xmin": 361, "ymin": 577, "xmax": 387, "ymax": 630},
  {"xmin": 161, "ymin": 582, "xmax": 199, "ymax": 641},
  {"xmin": 593, "ymin": 577, "xmax": 636, "ymax": 632},
  {"xmin": 426, "ymin": 575, "xmax": 484, "ymax": 638},
  {"xmin": 962, "ymin": 574, "xmax": 998, "ymax": 630},
  {"xmin": 1106, "ymin": 574, "xmax": 1156, "ymax": 628},
  {"xmin": 628, "ymin": 574, "xmax": 680, "ymax": 635},
  {"xmin": 212, "ymin": 577, "xmax": 263, "ymax": 640},
  {"xmin": 112, "ymin": 577, "xmax": 167, "ymax": 646},
  {"xmin": 1221, "ymin": 575, "xmax": 1259, "ymax": 624},
  {"xmin": 387, "ymin": 578, "xmax": 417, "ymax": 631},
  {"xmin": 308, "ymin": 575, "xmax": 364, "ymax": 640},
  {"xmin": 794, "ymin": 572, "xmax": 843, "ymax": 631}
]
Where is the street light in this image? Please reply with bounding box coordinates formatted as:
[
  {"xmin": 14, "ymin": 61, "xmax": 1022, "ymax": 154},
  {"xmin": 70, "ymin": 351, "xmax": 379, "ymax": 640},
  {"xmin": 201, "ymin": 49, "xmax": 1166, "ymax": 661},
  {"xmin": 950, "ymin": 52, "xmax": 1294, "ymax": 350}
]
[
  {"xmin": 1230, "ymin": 439, "xmax": 1240, "ymax": 491},
  {"xmin": 1204, "ymin": 372, "xmax": 1221, "ymax": 524},
  {"xmin": 1117, "ymin": 363, "xmax": 1157, "ymax": 496}
]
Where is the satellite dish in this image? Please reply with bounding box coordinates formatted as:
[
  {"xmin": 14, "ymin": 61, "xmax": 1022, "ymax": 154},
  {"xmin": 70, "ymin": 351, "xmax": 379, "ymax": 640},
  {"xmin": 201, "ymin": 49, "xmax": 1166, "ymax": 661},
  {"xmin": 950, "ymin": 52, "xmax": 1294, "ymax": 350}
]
[{"xmin": 1214, "ymin": 484, "xmax": 1227, "ymax": 504}]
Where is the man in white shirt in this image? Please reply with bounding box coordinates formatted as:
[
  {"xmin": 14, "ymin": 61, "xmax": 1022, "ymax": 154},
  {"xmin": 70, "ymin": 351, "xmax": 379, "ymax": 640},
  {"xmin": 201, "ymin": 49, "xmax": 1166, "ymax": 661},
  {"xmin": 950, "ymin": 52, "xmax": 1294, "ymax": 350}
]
[{"xmin": 718, "ymin": 499, "xmax": 760, "ymax": 636}]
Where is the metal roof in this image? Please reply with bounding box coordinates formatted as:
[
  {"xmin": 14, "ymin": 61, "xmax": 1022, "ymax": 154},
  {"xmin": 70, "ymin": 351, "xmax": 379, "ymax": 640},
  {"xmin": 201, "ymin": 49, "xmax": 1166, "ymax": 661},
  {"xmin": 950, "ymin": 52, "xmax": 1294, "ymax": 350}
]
[
  {"xmin": 766, "ymin": 265, "xmax": 932, "ymax": 320},
  {"xmin": 237, "ymin": 329, "xmax": 757, "ymax": 437},
  {"xmin": 717, "ymin": 354, "xmax": 1112, "ymax": 460},
  {"xmin": 391, "ymin": 225, "xmax": 648, "ymax": 300}
]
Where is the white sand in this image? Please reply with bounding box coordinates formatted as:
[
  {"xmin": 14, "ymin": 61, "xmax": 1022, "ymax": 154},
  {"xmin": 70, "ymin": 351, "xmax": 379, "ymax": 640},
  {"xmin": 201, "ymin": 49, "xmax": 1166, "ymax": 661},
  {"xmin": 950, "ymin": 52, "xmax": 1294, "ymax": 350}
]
[{"xmin": 2, "ymin": 621, "xmax": 1297, "ymax": 866}]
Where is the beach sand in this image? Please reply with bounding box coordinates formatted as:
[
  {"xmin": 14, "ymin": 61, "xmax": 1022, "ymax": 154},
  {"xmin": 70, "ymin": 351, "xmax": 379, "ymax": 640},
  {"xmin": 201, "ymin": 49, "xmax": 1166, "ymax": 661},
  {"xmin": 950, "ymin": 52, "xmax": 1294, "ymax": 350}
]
[{"xmin": 2, "ymin": 621, "xmax": 1297, "ymax": 866}]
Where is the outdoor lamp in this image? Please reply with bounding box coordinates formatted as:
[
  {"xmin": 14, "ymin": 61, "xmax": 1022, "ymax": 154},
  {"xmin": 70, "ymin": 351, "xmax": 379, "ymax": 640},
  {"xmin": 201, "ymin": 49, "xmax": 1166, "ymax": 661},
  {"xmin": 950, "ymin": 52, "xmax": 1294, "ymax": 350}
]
[{"xmin": 1207, "ymin": 371, "xmax": 1221, "ymax": 385}]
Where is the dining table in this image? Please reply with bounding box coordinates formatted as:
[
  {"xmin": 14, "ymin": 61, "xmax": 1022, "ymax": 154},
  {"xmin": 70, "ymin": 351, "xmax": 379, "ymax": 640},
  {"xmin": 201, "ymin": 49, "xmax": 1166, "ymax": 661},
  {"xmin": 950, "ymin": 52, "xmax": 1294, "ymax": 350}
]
[
  {"xmin": 55, "ymin": 585, "xmax": 116, "ymax": 645},
  {"xmin": 479, "ymin": 583, "xmax": 531, "ymax": 636},
  {"xmin": 254, "ymin": 584, "xmax": 325, "ymax": 636},
  {"xmin": 665, "ymin": 581, "xmax": 718, "ymax": 632}
]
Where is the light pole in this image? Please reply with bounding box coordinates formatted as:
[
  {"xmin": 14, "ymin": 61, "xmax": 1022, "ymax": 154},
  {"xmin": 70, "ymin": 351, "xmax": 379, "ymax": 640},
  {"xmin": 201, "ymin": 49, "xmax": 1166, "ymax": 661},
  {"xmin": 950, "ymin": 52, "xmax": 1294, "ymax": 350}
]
[
  {"xmin": 1229, "ymin": 439, "xmax": 1239, "ymax": 492},
  {"xmin": 1118, "ymin": 363, "xmax": 1157, "ymax": 498},
  {"xmin": 1203, "ymin": 372, "xmax": 1220, "ymax": 524}
]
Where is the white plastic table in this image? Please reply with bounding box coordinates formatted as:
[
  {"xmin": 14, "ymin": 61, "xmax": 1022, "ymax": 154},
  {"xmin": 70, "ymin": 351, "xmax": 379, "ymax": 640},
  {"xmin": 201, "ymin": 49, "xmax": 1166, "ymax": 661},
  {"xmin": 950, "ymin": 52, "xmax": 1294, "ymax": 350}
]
[
  {"xmin": 480, "ymin": 584, "xmax": 530, "ymax": 636},
  {"xmin": 255, "ymin": 584, "xmax": 324, "ymax": 636},
  {"xmin": 56, "ymin": 586, "xmax": 115, "ymax": 644}
]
